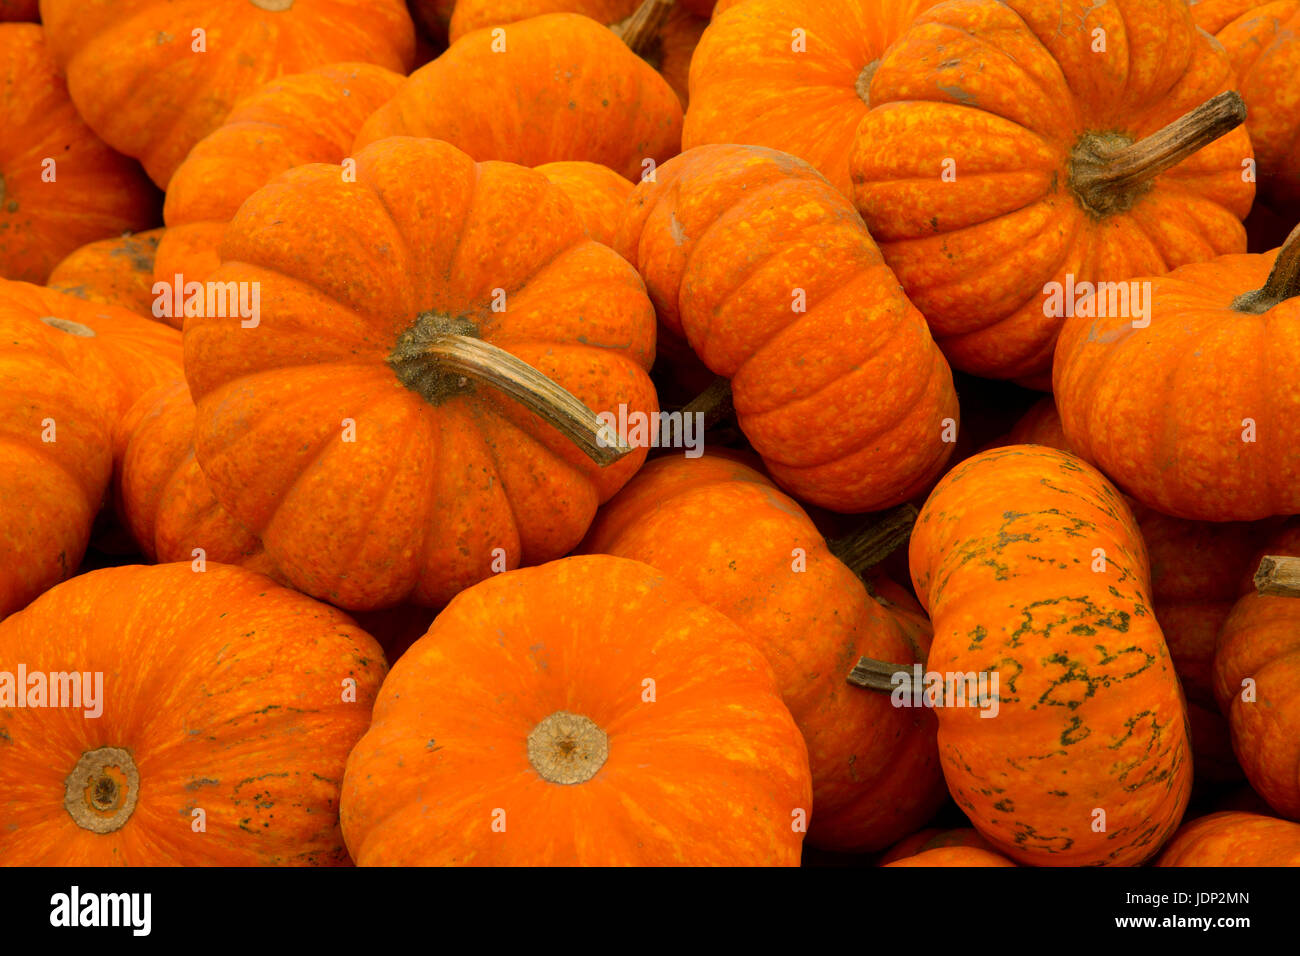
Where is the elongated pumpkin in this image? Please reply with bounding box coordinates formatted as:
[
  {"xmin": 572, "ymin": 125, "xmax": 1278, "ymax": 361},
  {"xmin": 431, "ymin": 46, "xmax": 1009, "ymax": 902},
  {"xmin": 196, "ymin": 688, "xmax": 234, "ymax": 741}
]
[
  {"xmin": 341, "ymin": 555, "xmax": 812, "ymax": 865},
  {"xmin": 614, "ymin": 144, "xmax": 957, "ymax": 513},
  {"xmin": 353, "ymin": 14, "xmax": 683, "ymax": 181},
  {"xmin": 1055, "ymin": 225, "xmax": 1300, "ymax": 522},
  {"xmin": 1157, "ymin": 811, "xmax": 1300, "ymax": 866},
  {"xmin": 910, "ymin": 446, "xmax": 1191, "ymax": 866},
  {"xmin": 183, "ymin": 137, "xmax": 658, "ymax": 611},
  {"xmin": 581, "ymin": 452, "xmax": 947, "ymax": 852},
  {"xmin": 0, "ymin": 24, "xmax": 159, "ymax": 284},
  {"xmin": 850, "ymin": 0, "xmax": 1254, "ymax": 383},
  {"xmin": 39, "ymin": 0, "xmax": 415, "ymax": 187},
  {"xmin": 46, "ymin": 229, "xmax": 165, "ymax": 317},
  {"xmin": 0, "ymin": 562, "xmax": 385, "ymax": 864}
]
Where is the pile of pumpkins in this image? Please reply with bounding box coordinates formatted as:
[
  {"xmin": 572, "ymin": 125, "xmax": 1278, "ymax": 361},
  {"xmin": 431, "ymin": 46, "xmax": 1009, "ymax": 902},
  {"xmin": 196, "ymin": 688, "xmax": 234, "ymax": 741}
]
[{"xmin": 0, "ymin": 0, "xmax": 1298, "ymax": 867}]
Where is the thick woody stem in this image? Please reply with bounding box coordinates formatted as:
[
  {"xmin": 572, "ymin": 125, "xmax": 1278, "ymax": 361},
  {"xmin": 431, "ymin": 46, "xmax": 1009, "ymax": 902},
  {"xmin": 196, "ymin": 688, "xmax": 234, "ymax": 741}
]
[
  {"xmin": 1232, "ymin": 223, "xmax": 1300, "ymax": 314},
  {"xmin": 828, "ymin": 503, "xmax": 919, "ymax": 576},
  {"xmin": 846, "ymin": 657, "xmax": 913, "ymax": 692},
  {"xmin": 680, "ymin": 375, "xmax": 734, "ymax": 430},
  {"xmin": 613, "ymin": 0, "xmax": 675, "ymax": 56},
  {"xmin": 1254, "ymin": 555, "xmax": 1300, "ymax": 597}
]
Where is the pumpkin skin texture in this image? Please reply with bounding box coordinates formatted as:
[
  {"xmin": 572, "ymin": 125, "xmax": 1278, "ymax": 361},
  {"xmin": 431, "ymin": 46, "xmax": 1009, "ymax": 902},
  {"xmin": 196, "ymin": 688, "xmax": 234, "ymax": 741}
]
[
  {"xmin": 1157, "ymin": 811, "xmax": 1300, "ymax": 866},
  {"xmin": 1213, "ymin": 588, "xmax": 1300, "ymax": 819},
  {"xmin": 850, "ymin": 0, "xmax": 1254, "ymax": 383},
  {"xmin": 882, "ymin": 846, "xmax": 1016, "ymax": 867},
  {"xmin": 340, "ymin": 555, "xmax": 812, "ymax": 866},
  {"xmin": 1054, "ymin": 241, "xmax": 1300, "ymax": 522},
  {"xmin": 0, "ymin": 562, "xmax": 386, "ymax": 865},
  {"xmin": 46, "ymin": 229, "xmax": 165, "ymax": 317},
  {"xmin": 0, "ymin": 312, "xmax": 112, "ymax": 619},
  {"xmin": 38, "ymin": 0, "xmax": 415, "ymax": 189},
  {"xmin": 910, "ymin": 446, "xmax": 1191, "ymax": 866},
  {"xmin": 684, "ymin": 0, "xmax": 939, "ymax": 197},
  {"xmin": 534, "ymin": 161, "xmax": 634, "ymax": 246},
  {"xmin": 353, "ymin": 15, "xmax": 683, "ymax": 182},
  {"xmin": 581, "ymin": 453, "xmax": 948, "ymax": 852},
  {"xmin": 614, "ymin": 144, "xmax": 958, "ymax": 513},
  {"xmin": 1191, "ymin": 0, "xmax": 1300, "ymax": 209},
  {"xmin": 153, "ymin": 63, "xmax": 405, "ymax": 323},
  {"xmin": 183, "ymin": 137, "xmax": 658, "ymax": 611},
  {"xmin": 0, "ymin": 24, "xmax": 159, "ymax": 284}
]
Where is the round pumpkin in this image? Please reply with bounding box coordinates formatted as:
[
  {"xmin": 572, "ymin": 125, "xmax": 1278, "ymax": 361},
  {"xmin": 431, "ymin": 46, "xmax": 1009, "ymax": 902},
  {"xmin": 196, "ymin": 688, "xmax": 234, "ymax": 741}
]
[
  {"xmin": 614, "ymin": 143, "xmax": 958, "ymax": 513},
  {"xmin": 183, "ymin": 136, "xmax": 658, "ymax": 611},
  {"xmin": 340, "ymin": 554, "xmax": 812, "ymax": 865},
  {"xmin": 581, "ymin": 452, "xmax": 947, "ymax": 852},
  {"xmin": 0, "ymin": 562, "xmax": 385, "ymax": 864},
  {"xmin": 910, "ymin": 446, "xmax": 1192, "ymax": 866},
  {"xmin": 153, "ymin": 62, "xmax": 406, "ymax": 325},
  {"xmin": 685, "ymin": 0, "xmax": 939, "ymax": 196},
  {"xmin": 1213, "ymin": 557, "xmax": 1300, "ymax": 819},
  {"xmin": 882, "ymin": 846, "xmax": 1016, "ymax": 867},
  {"xmin": 38, "ymin": 0, "xmax": 415, "ymax": 188},
  {"xmin": 850, "ymin": 0, "xmax": 1254, "ymax": 383},
  {"xmin": 46, "ymin": 229, "xmax": 165, "ymax": 317},
  {"xmin": 1191, "ymin": 0, "xmax": 1300, "ymax": 209},
  {"xmin": 1054, "ymin": 225, "xmax": 1300, "ymax": 522},
  {"xmin": 0, "ymin": 24, "xmax": 159, "ymax": 284},
  {"xmin": 0, "ymin": 310, "xmax": 112, "ymax": 618},
  {"xmin": 1157, "ymin": 811, "xmax": 1300, "ymax": 866},
  {"xmin": 353, "ymin": 13, "xmax": 683, "ymax": 181}
]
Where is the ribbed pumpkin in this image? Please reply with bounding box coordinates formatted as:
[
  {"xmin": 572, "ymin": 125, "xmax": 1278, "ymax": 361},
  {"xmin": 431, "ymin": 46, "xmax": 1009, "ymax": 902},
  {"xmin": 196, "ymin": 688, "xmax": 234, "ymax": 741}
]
[
  {"xmin": 878, "ymin": 826, "xmax": 993, "ymax": 864},
  {"xmin": 38, "ymin": 0, "xmax": 415, "ymax": 188},
  {"xmin": 0, "ymin": 24, "xmax": 159, "ymax": 284},
  {"xmin": 0, "ymin": 310, "xmax": 112, "ymax": 618},
  {"xmin": 0, "ymin": 282, "xmax": 181, "ymax": 427},
  {"xmin": 581, "ymin": 452, "xmax": 947, "ymax": 852},
  {"xmin": 183, "ymin": 137, "xmax": 658, "ymax": 611},
  {"xmin": 0, "ymin": 562, "xmax": 385, "ymax": 864},
  {"xmin": 1191, "ymin": 0, "xmax": 1300, "ymax": 209},
  {"xmin": 1213, "ymin": 556, "xmax": 1300, "ymax": 820},
  {"xmin": 46, "ymin": 229, "xmax": 165, "ymax": 317},
  {"xmin": 614, "ymin": 144, "xmax": 958, "ymax": 513},
  {"xmin": 153, "ymin": 62, "xmax": 406, "ymax": 326},
  {"xmin": 882, "ymin": 846, "xmax": 1016, "ymax": 867},
  {"xmin": 1157, "ymin": 811, "xmax": 1300, "ymax": 866},
  {"xmin": 684, "ymin": 0, "xmax": 938, "ymax": 196},
  {"xmin": 353, "ymin": 14, "xmax": 682, "ymax": 181},
  {"xmin": 850, "ymin": 0, "xmax": 1254, "ymax": 383},
  {"xmin": 1055, "ymin": 225, "xmax": 1300, "ymax": 522},
  {"xmin": 533, "ymin": 162, "xmax": 633, "ymax": 246},
  {"xmin": 341, "ymin": 555, "xmax": 812, "ymax": 865},
  {"xmin": 910, "ymin": 446, "xmax": 1191, "ymax": 866}
]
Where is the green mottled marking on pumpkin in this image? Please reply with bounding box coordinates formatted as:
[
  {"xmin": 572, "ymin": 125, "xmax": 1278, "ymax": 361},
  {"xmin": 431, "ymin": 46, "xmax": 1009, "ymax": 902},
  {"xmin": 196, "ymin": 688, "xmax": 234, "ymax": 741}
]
[{"xmin": 1059, "ymin": 715, "xmax": 1090, "ymax": 745}]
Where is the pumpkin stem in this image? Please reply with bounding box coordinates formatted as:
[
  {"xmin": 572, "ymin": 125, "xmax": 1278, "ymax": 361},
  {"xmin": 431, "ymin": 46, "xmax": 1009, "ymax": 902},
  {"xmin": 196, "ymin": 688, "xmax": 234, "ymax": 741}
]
[
  {"xmin": 613, "ymin": 0, "xmax": 675, "ymax": 57},
  {"xmin": 1231, "ymin": 223, "xmax": 1300, "ymax": 314},
  {"xmin": 856, "ymin": 59, "xmax": 880, "ymax": 107},
  {"xmin": 846, "ymin": 656, "xmax": 913, "ymax": 692},
  {"xmin": 387, "ymin": 317, "xmax": 631, "ymax": 467},
  {"xmin": 1254, "ymin": 555, "xmax": 1300, "ymax": 597},
  {"xmin": 64, "ymin": 746, "xmax": 140, "ymax": 834},
  {"xmin": 828, "ymin": 503, "xmax": 919, "ymax": 576},
  {"xmin": 39, "ymin": 315, "xmax": 96, "ymax": 337},
  {"xmin": 1068, "ymin": 91, "xmax": 1246, "ymax": 217},
  {"xmin": 680, "ymin": 375, "xmax": 733, "ymax": 429},
  {"xmin": 527, "ymin": 711, "xmax": 609, "ymax": 784}
]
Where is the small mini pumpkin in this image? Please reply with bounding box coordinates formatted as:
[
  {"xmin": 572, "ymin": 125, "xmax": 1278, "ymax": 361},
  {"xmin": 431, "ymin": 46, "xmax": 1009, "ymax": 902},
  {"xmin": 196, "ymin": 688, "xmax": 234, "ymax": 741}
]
[
  {"xmin": 1157, "ymin": 811, "xmax": 1300, "ymax": 866},
  {"xmin": 341, "ymin": 555, "xmax": 812, "ymax": 865},
  {"xmin": 46, "ymin": 229, "xmax": 166, "ymax": 317},
  {"xmin": 0, "ymin": 562, "xmax": 386, "ymax": 864}
]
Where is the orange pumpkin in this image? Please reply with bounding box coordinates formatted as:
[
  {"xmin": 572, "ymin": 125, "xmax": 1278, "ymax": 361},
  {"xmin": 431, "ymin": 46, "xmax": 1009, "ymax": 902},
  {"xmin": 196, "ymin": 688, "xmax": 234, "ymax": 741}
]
[
  {"xmin": 183, "ymin": 137, "xmax": 658, "ymax": 610},
  {"xmin": 614, "ymin": 144, "xmax": 958, "ymax": 513},
  {"xmin": 878, "ymin": 826, "xmax": 993, "ymax": 864},
  {"xmin": 685, "ymin": 0, "xmax": 939, "ymax": 196},
  {"xmin": 1157, "ymin": 811, "xmax": 1300, "ymax": 866},
  {"xmin": 1191, "ymin": 0, "xmax": 1300, "ymax": 209},
  {"xmin": 153, "ymin": 63, "xmax": 405, "ymax": 325},
  {"xmin": 0, "ymin": 24, "xmax": 159, "ymax": 283},
  {"xmin": 0, "ymin": 562, "xmax": 386, "ymax": 864},
  {"xmin": 910, "ymin": 446, "xmax": 1191, "ymax": 865},
  {"xmin": 39, "ymin": 0, "xmax": 415, "ymax": 188},
  {"xmin": 850, "ymin": 0, "xmax": 1254, "ymax": 383},
  {"xmin": 46, "ymin": 229, "xmax": 165, "ymax": 317},
  {"xmin": 341, "ymin": 555, "xmax": 812, "ymax": 865},
  {"xmin": 1054, "ymin": 225, "xmax": 1300, "ymax": 522},
  {"xmin": 0, "ymin": 311, "xmax": 112, "ymax": 618},
  {"xmin": 533, "ymin": 162, "xmax": 634, "ymax": 247},
  {"xmin": 882, "ymin": 846, "xmax": 1016, "ymax": 867},
  {"xmin": 581, "ymin": 452, "xmax": 947, "ymax": 852},
  {"xmin": 1213, "ymin": 556, "xmax": 1300, "ymax": 819},
  {"xmin": 353, "ymin": 14, "xmax": 683, "ymax": 181}
]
